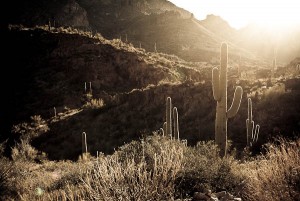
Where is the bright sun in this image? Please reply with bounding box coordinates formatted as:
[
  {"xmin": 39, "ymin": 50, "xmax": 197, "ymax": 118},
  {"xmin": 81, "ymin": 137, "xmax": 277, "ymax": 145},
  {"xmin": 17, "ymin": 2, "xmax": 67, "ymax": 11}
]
[{"xmin": 169, "ymin": 0, "xmax": 300, "ymax": 29}]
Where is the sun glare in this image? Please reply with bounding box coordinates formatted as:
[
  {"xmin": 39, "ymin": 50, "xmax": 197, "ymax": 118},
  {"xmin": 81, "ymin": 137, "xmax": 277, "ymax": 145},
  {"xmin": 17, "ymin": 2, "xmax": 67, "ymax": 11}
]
[{"xmin": 169, "ymin": 0, "xmax": 300, "ymax": 29}]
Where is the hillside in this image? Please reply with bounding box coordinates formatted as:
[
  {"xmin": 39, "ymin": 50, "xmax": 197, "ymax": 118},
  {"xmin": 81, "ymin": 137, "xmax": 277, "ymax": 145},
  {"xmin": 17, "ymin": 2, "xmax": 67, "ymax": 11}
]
[
  {"xmin": 1, "ymin": 26, "xmax": 299, "ymax": 161},
  {"xmin": 1, "ymin": 25, "xmax": 210, "ymax": 156},
  {"xmin": 1, "ymin": 1, "xmax": 300, "ymax": 200}
]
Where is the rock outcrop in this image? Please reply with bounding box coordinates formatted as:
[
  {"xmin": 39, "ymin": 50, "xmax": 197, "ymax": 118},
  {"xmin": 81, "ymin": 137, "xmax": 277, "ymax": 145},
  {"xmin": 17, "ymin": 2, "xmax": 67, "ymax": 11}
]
[
  {"xmin": 193, "ymin": 190, "xmax": 242, "ymax": 201},
  {"xmin": 54, "ymin": 0, "xmax": 89, "ymax": 27}
]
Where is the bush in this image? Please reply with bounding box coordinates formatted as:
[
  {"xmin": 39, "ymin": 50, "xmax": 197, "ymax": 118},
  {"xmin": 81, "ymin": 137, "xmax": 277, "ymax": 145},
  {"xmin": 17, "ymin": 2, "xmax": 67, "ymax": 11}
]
[
  {"xmin": 12, "ymin": 115, "xmax": 49, "ymax": 141},
  {"xmin": 81, "ymin": 134, "xmax": 185, "ymax": 200},
  {"xmin": 11, "ymin": 139, "xmax": 43, "ymax": 162},
  {"xmin": 240, "ymin": 138, "xmax": 300, "ymax": 201},
  {"xmin": 175, "ymin": 141, "xmax": 243, "ymax": 197}
]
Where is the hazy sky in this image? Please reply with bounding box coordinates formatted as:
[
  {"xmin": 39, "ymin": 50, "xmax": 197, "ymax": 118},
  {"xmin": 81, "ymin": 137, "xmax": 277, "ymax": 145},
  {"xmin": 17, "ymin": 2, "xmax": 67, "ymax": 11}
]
[{"xmin": 169, "ymin": 0, "xmax": 300, "ymax": 29}]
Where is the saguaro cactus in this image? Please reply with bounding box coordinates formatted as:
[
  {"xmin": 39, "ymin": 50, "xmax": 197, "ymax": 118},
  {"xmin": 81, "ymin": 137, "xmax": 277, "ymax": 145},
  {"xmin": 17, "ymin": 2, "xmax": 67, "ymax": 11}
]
[
  {"xmin": 53, "ymin": 107, "xmax": 57, "ymax": 118},
  {"xmin": 82, "ymin": 132, "xmax": 88, "ymax": 155},
  {"xmin": 166, "ymin": 97, "xmax": 172, "ymax": 139},
  {"xmin": 173, "ymin": 107, "xmax": 179, "ymax": 140},
  {"xmin": 246, "ymin": 98, "xmax": 259, "ymax": 146},
  {"xmin": 212, "ymin": 43, "xmax": 243, "ymax": 157},
  {"xmin": 89, "ymin": 82, "xmax": 92, "ymax": 92},
  {"xmin": 163, "ymin": 122, "xmax": 167, "ymax": 137},
  {"xmin": 160, "ymin": 128, "xmax": 165, "ymax": 137}
]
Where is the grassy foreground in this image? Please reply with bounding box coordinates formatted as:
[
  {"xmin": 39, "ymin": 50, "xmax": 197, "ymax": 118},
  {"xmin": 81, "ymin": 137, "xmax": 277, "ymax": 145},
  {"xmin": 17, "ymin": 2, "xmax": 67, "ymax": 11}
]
[{"xmin": 0, "ymin": 134, "xmax": 299, "ymax": 200}]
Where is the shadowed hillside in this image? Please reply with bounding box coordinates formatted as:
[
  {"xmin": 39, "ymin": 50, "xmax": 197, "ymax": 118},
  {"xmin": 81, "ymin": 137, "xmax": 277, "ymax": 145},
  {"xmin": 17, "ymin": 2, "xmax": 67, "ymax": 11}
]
[{"xmin": 1, "ymin": 26, "xmax": 299, "ymax": 161}]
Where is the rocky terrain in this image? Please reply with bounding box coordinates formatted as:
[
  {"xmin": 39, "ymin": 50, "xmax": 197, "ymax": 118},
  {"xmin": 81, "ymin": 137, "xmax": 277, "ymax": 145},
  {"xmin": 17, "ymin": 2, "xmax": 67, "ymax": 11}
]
[{"xmin": 0, "ymin": 26, "xmax": 298, "ymax": 161}]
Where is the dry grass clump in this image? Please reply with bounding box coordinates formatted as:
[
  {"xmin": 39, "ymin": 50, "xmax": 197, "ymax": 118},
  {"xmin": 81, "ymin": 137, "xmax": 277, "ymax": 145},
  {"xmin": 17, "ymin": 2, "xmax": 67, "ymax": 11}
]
[
  {"xmin": 5, "ymin": 159, "xmax": 93, "ymax": 200},
  {"xmin": 0, "ymin": 158, "xmax": 15, "ymax": 199},
  {"xmin": 239, "ymin": 138, "xmax": 300, "ymax": 201},
  {"xmin": 82, "ymin": 135, "xmax": 185, "ymax": 200}
]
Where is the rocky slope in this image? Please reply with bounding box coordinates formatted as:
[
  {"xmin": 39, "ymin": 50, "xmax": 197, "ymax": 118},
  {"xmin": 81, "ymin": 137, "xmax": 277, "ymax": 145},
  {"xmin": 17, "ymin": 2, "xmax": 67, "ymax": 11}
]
[
  {"xmin": 0, "ymin": 25, "xmax": 208, "ymax": 146},
  {"xmin": 2, "ymin": 26, "xmax": 299, "ymax": 160}
]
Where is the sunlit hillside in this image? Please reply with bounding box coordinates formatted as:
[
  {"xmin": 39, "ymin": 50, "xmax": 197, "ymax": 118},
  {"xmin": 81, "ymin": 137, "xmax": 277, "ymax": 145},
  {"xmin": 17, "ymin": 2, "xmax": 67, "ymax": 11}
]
[{"xmin": 1, "ymin": 0, "xmax": 300, "ymax": 200}]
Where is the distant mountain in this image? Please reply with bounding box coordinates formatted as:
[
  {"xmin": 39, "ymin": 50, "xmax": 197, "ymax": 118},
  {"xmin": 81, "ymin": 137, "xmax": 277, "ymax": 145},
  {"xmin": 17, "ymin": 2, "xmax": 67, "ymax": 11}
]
[
  {"xmin": 199, "ymin": 14, "xmax": 237, "ymax": 41},
  {"xmin": 5, "ymin": 0, "xmax": 300, "ymax": 63},
  {"xmin": 5, "ymin": 0, "xmax": 257, "ymax": 62}
]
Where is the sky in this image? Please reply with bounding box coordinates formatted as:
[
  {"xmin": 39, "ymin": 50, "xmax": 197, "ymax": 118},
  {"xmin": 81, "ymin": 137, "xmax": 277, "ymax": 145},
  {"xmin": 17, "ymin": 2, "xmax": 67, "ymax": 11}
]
[{"xmin": 168, "ymin": 0, "xmax": 300, "ymax": 29}]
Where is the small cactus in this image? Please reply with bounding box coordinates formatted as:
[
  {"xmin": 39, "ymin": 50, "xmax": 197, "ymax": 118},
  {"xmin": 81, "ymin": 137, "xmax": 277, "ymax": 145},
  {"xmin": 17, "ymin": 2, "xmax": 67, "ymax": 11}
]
[
  {"xmin": 89, "ymin": 82, "xmax": 92, "ymax": 92},
  {"xmin": 246, "ymin": 98, "xmax": 259, "ymax": 147},
  {"xmin": 212, "ymin": 43, "xmax": 243, "ymax": 157},
  {"xmin": 163, "ymin": 122, "xmax": 167, "ymax": 137},
  {"xmin": 82, "ymin": 132, "xmax": 88, "ymax": 155},
  {"xmin": 181, "ymin": 139, "xmax": 187, "ymax": 146},
  {"xmin": 53, "ymin": 107, "xmax": 56, "ymax": 117},
  {"xmin": 160, "ymin": 127, "xmax": 164, "ymax": 136}
]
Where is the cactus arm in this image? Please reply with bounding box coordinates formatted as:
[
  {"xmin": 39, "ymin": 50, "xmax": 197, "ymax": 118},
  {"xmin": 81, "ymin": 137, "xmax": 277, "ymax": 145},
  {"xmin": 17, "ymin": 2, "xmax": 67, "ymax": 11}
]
[
  {"xmin": 160, "ymin": 128, "xmax": 164, "ymax": 137},
  {"xmin": 254, "ymin": 125, "xmax": 260, "ymax": 142},
  {"xmin": 212, "ymin": 67, "xmax": 221, "ymax": 101},
  {"xmin": 227, "ymin": 86, "xmax": 243, "ymax": 118},
  {"xmin": 251, "ymin": 121, "xmax": 255, "ymax": 140}
]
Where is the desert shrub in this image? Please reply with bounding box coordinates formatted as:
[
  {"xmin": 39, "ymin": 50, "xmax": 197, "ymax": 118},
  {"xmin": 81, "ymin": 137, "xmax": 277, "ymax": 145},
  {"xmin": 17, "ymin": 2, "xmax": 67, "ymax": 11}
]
[
  {"xmin": 240, "ymin": 138, "xmax": 300, "ymax": 201},
  {"xmin": 82, "ymin": 134, "xmax": 185, "ymax": 200},
  {"xmin": 11, "ymin": 139, "xmax": 41, "ymax": 162},
  {"xmin": 12, "ymin": 159, "xmax": 93, "ymax": 200},
  {"xmin": 83, "ymin": 98, "xmax": 105, "ymax": 109},
  {"xmin": 18, "ymin": 184, "xmax": 89, "ymax": 201},
  {"xmin": 12, "ymin": 115, "xmax": 49, "ymax": 141},
  {"xmin": 175, "ymin": 141, "xmax": 244, "ymax": 197}
]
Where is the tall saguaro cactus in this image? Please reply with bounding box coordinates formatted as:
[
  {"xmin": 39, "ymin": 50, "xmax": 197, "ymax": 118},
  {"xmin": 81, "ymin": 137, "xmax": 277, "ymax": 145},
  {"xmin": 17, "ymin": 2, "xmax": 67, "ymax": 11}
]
[
  {"xmin": 166, "ymin": 97, "xmax": 172, "ymax": 139},
  {"xmin": 212, "ymin": 43, "xmax": 243, "ymax": 157},
  {"xmin": 246, "ymin": 98, "xmax": 260, "ymax": 147},
  {"xmin": 173, "ymin": 107, "xmax": 179, "ymax": 140}
]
